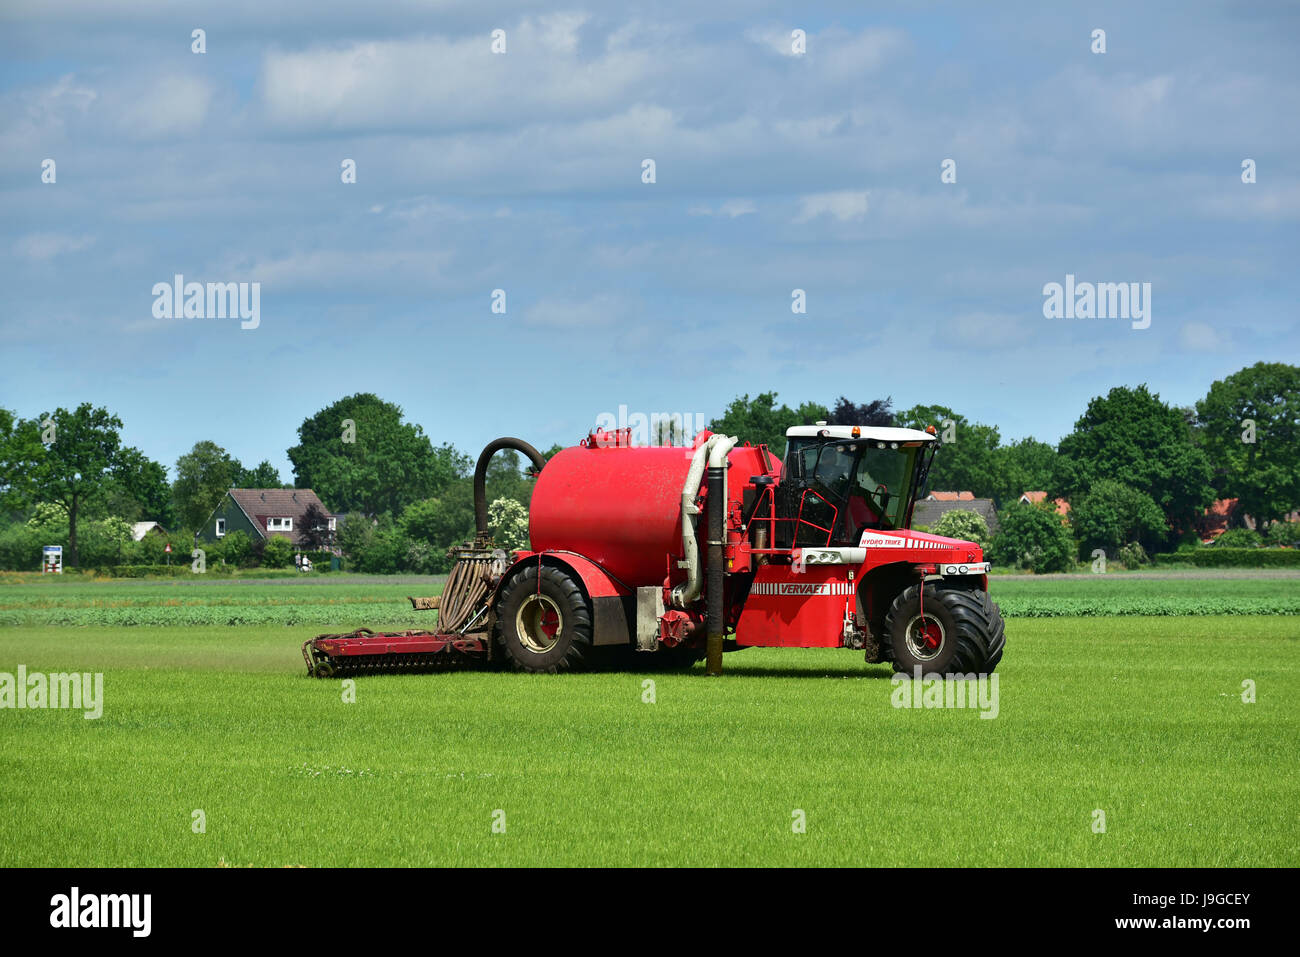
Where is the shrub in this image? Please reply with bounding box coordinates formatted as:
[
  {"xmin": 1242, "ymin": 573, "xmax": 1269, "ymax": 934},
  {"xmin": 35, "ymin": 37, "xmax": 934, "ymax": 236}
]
[
  {"xmin": 1117, "ymin": 541, "xmax": 1148, "ymax": 569},
  {"xmin": 929, "ymin": 509, "xmax": 989, "ymax": 548},
  {"xmin": 1264, "ymin": 520, "xmax": 1300, "ymax": 548},
  {"xmin": 988, "ymin": 503, "xmax": 1076, "ymax": 573},
  {"xmin": 1153, "ymin": 548, "xmax": 1300, "ymax": 568},
  {"xmin": 1211, "ymin": 528, "xmax": 1262, "ymax": 548},
  {"xmin": 216, "ymin": 530, "xmax": 254, "ymax": 567},
  {"xmin": 261, "ymin": 536, "xmax": 295, "ymax": 568},
  {"xmin": 488, "ymin": 498, "xmax": 530, "ymax": 551}
]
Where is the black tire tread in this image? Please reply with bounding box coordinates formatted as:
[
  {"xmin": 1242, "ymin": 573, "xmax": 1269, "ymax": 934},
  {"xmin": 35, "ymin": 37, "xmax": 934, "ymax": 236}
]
[
  {"xmin": 494, "ymin": 565, "xmax": 594, "ymax": 674},
  {"xmin": 884, "ymin": 581, "xmax": 1006, "ymax": 676}
]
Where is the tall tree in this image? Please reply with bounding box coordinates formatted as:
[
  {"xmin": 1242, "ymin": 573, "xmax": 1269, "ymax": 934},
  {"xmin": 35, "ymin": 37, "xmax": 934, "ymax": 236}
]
[
  {"xmin": 298, "ymin": 502, "xmax": 335, "ymax": 549},
  {"xmin": 95, "ymin": 446, "xmax": 174, "ymax": 526},
  {"xmin": 896, "ymin": 404, "xmax": 1001, "ymax": 499},
  {"xmin": 0, "ymin": 409, "xmax": 43, "ymax": 513},
  {"xmin": 1052, "ymin": 385, "xmax": 1214, "ymax": 535},
  {"xmin": 288, "ymin": 393, "xmax": 468, "ymax": 516},
  {"xmin": 990, "ymin": 437, "xmax": 1058, "ymax": 507},
  {"xmin": 1195, "ymin": 362, "xmax": 1300, "ymax": 528},
  {"xmin": 173, "ymin": 441, "xmax": 243, "ymax": 530},
  {"xmin": 828, "ymin": 396, "xmax": 894, "ymax": 427},
  {"xmin": 28, "ymin": 404, "xmax": 125, "ymax": 566},
  {"xmin": 237, "ymin": 460, "xmax": 283, "ymax": 489},
  {"xmin": 709, "ymin": 392, "xmax": 829, "ymax": 459}
]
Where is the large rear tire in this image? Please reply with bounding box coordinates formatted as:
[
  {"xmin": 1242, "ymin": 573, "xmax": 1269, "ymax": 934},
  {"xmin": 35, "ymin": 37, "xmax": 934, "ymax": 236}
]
[
  {"xmin": 494, "ymin": 564, "xmax": 594, "ymax": 673},
  {"xmin": 885, "ymin": 581, "xmax": 1005, "ymax": 677}
]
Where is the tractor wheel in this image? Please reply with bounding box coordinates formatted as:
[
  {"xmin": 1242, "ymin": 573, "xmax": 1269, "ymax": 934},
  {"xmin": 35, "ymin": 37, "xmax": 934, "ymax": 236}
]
[
  {"xmin": 884, "ymin": 581, "xmax": 1006, "ymax": 677},
  {"xmin": 494, "ymin": 564, "xmax": 594, "ymax": 673}
]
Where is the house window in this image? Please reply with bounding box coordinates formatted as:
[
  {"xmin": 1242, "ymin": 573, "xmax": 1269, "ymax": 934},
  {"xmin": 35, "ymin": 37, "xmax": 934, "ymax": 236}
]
[
  {"xmin": 215, "ymin": 518, "xmax": 226, "ymax": 538},
  {"xmin": 267, "ymin": 517, "xmax": 293, "ymax": 531},
  {"xmin": 328, "ymin": 517, "xmax": 336, "ymax": 531}
]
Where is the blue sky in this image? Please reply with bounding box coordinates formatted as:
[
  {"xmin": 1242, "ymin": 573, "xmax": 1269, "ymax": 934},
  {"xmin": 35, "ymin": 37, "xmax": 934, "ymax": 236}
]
[{"xmin": 2, "ymin": 0, "xmax": 1297, "ymax": 480}]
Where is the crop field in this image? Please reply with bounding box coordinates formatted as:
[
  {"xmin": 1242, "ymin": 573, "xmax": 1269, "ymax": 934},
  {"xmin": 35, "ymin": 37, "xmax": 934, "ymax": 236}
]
[{"xmin": 1, "ymin": 571, "xmax": 1297, "ymax": 867}]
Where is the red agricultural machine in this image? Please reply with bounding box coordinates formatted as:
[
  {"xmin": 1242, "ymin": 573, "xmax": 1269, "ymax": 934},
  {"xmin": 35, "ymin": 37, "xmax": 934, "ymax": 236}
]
[{"xmin": 303, "ymin": 423, "xmax": 1006, "ymax": 678}]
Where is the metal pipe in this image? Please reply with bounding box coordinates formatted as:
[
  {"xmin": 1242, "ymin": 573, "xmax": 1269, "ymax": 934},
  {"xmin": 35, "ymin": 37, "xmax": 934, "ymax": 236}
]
[{"xmin": 705, "ymin": 460, "xmax": 727, "ymax": 675}]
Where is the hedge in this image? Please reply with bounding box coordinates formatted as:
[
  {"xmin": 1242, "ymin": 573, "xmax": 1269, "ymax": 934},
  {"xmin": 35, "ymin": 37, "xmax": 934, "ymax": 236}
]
[{"xmin": 1153, "ymin": 548, "xmax": 1300, "ymax": 568}]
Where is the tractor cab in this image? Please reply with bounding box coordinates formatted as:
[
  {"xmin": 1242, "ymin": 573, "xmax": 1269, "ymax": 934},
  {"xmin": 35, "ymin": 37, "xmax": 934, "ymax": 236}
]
[{"xmin": 775, "ymin": 423, "xmax": 938, "ymax": 548}]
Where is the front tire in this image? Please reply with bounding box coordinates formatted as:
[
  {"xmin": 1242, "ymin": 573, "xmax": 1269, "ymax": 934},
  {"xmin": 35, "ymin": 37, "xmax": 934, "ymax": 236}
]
[
  {"xmin": 494, "ymin": 564, "xmax": 593, "ymax": 673},
  {"xmin": 885, "ymin": 581, "xmax": 1005, "ymax": 677}
]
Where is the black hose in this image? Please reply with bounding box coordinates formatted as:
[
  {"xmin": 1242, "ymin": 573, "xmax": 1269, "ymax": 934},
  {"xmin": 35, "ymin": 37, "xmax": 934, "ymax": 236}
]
[
  {"xmin": 706, "ymin": 464, "xmax": 726, "ymax": 675},
  {"xmin": 474, "ymin": 437, "xmax": 548, "ymax": 538}
]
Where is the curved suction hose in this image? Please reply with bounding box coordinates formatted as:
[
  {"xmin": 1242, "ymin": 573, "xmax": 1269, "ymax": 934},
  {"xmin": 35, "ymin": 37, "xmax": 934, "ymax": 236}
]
[{"xmin": 474, "ymin": 437, "xmax": 548, "ymax": 540}]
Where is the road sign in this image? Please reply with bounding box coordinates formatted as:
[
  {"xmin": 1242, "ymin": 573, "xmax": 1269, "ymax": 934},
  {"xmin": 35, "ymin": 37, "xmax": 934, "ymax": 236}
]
[{"xmin": 42, "ymin": 545, "xmax": 62, "ymax": 574}]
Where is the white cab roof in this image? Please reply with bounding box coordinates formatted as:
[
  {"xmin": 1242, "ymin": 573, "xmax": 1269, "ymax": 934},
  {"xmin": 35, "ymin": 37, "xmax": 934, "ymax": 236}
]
[{"xmin": 785, "ymin": 424, "xmax": 937, "ymax": 443}]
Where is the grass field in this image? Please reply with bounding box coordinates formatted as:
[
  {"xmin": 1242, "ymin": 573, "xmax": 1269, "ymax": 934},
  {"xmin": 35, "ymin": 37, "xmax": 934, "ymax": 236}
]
[{"xmin": 0, "ymin": 572, "xmax": 1297, "ymax": 866}]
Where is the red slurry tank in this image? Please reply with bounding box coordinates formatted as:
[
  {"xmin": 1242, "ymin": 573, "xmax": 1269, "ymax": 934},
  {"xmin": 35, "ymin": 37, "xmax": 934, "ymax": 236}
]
[
  {"xmin": 529, "ymin": 431, "xmax": 775, "ymax": 588},
  {"xmin": 529, "ymin": 442, "xmax": 692, "ymax": 587}
]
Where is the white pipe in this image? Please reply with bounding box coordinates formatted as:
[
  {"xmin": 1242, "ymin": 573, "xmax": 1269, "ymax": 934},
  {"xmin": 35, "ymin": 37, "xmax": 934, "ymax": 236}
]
[{"xmin": 672, "ymin": 433, "xmax": 737, "ymax": 608}]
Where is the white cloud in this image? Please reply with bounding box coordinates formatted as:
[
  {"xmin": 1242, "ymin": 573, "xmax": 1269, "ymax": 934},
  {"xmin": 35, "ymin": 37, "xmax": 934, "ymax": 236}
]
[
  {"xmin": 795, "ymin": 190, "xmax": 869, "ymax": 223},
  {"xmin": 1178, "ymin": 321, "xmax": 1228, "ymax": 352},
  {"xmin": 14, "ymin": 233, "xmax": 95, "ymax": 261},
  {"xmin": 259, "ymin": 16, "xmax": 653, "ymax": 132}
]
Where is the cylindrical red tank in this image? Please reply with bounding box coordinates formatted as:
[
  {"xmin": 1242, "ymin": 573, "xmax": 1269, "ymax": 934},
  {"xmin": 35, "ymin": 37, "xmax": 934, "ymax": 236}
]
[
  {"xmin": 529, "ymin": 434, "xmax": 777, "ymax": 587},
  {"xmin": 530, "ymin": 442, "xmax": 694, "ymax": 586}
]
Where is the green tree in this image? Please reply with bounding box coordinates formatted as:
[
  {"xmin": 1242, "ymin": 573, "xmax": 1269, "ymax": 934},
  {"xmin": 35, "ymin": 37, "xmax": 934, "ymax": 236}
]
[
  {"xmin": 0, "ymin": 410, "xmax": 43, "ymax": 513},
  {"xmin": 98, "ymin": 446, "xmax": 174, "ymax": 527},
  {"xmin": 237, "ymin": 460, "xmax": 283, "ymax": 489},
  {"xmin": 173, "ymin": 441, "xmax": 243, "ymax": 530},
  {"xmin": 988, "ymin": 502, "xmax": 1076, "ymax": 573},
  {"xmin": 1052, "ymin": 385, "xmax": 1214, "ymax": 538},
  {"xmin": 929, "ymin": 509, "xmax": 990, "ymax": 548},
  {"xmin": 896, "ymin": 404, "xmax": 1001, "ymax": 500},
  {"xmin": 989, "ymin": 437, "xmax": 1057, "ymax": 507},
  {"xmin": 1195, "ymin": 362, "xmax": 1300, "ymax": 528},
  {"xmin": 288, "ymin": 393, "xmax": 468, "ymax": 516},
  {"xmin": 28, "ymin": 404, "xmax": 126, "ymax": 566},
  {"xmin": 709, "ymin": 392, "xmax": 829, "ymax": 459},
  {"xmin": 401, "ymin": 495, "xmax": 475, "ymax": 552},
  {"xmin": 1068, "ymin": 479, "xmax": 1167, "ymax": 557}
]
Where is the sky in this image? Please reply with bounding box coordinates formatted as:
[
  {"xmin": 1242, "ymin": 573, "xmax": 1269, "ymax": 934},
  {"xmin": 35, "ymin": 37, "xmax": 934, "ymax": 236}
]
[{"xmin": 1, "ymin": 0, "xmax": 1297, "ymax": 481}]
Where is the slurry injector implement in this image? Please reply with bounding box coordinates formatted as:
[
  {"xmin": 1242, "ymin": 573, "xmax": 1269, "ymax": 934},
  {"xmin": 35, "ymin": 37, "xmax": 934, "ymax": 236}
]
[{"xmin": 303, "ymin": 424, "xmax": 1006, "ymax": 677}]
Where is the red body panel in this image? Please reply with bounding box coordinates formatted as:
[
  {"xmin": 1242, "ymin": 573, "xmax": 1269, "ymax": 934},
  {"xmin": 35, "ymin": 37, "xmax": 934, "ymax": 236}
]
[{"xmin": 736, "ymin": 565, "xmax": 853, "ymax": 647}]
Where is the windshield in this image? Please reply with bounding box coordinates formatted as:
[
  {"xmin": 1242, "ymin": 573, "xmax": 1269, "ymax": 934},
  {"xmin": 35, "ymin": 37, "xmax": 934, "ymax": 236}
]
[{"xmin": 787, "ymin": 438, "xmax": 922, "ymax": 535}]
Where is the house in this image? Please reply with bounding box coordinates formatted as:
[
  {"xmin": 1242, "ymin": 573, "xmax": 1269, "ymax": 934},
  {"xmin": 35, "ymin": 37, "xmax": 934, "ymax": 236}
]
[
  {"xmin": 130, "ymin": 521, "xmax": 167, "ymax": 541},
  {"xmin": 1018, "ymin": 491, "xmax": 1071, "ymax": 516},
  {"xmin": 1197, "ymin": 498, "xmax": 1255, "ymax": 544},
  {"xmin": 913, "ymin": 493, "xmax": 1000, "ymax": 535},
  {"xmin": 197, "ymin": 489, "xmax": 339, "ymax": 551}
]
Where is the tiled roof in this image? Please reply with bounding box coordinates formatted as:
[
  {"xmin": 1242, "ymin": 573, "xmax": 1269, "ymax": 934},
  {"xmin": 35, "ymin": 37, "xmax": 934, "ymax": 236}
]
[
  {"xmin": 227, "ymin": 488, "xmax": 335, "ymax": 546},
  {"xmin": 912, "ymin": 498, "xmax": 1001, "ymax": 535},
  {"xmin": 926, "ymin": 491, "xmax": 975, "ymax": 501}
]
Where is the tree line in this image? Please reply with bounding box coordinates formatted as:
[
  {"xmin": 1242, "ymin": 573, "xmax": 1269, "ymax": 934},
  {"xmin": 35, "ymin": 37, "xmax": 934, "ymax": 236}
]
[{"xmin": 0, "ymin": 363, "xmax": 1295, "ymax": 571}]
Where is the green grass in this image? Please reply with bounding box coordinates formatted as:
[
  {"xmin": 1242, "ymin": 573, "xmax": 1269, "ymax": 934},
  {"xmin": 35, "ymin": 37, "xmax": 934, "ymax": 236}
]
[
  {"xmin": 1, "ymin": 616, "xmax": 1296, "ymax": 866},
  {"xmin": 2, "ymin": 571, "xmax": 1297, "ymax": 625}
]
